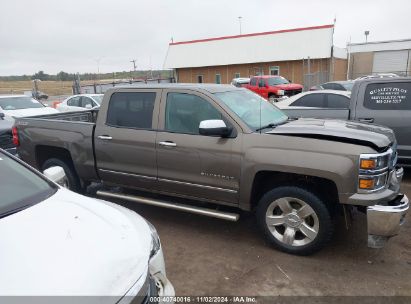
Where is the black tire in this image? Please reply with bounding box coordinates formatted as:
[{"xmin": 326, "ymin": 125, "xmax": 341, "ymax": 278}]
[
  {"xmin": 268, "ymin": 95, "xmax": 276, "ymax": 103},
  {"xmin": 42, "ymin": 158, "xmax": 82, "ymax": 193},
  {"xmin": 256, "ymin": 186, "xmax": 333, "ymax": 255}
]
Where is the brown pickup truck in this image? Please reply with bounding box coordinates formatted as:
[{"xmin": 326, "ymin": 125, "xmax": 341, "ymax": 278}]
[{"xmin": 14, "ymin": 84, "xmax": 409, "ymax": 255}]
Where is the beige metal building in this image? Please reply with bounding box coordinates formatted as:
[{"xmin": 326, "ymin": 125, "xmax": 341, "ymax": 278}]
[
  {"xmin": 164, "ymin": 25, "xmax": 348, "ymax": 89},
  {"xmin": 347, "ymin": 39, "xmax": 411, "ymax": 79}
]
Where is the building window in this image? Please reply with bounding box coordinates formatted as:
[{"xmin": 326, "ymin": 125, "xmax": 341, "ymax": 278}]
[
  {"xmin": 269, "ymin": 66, "xmax": 280, "ymax": 76},
  {"xmin": 197, "ymin": 75, "xmax": 203, "ymax": 83},
  {"xmin": 215, "ymin": 74, "xmax": 221, "ymax": 84},
  {"xmin": 234, "ymin": 73, "xmax": 240, "ymax": 78}
]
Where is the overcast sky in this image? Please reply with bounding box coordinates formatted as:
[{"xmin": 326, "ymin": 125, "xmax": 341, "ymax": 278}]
[{"xmin": 1, "ymin": 0, "xmax": 410, "ymax": 76}]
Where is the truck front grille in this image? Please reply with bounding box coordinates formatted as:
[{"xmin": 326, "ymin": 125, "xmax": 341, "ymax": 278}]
[{"xmin": 284, "ymin": 89, "xmax": 302, "ymax": 97}]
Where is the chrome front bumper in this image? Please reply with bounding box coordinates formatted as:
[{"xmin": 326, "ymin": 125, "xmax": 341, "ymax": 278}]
[{"xmin": 367, "ymin": 193, "xmax": 409, "ymax": 248}]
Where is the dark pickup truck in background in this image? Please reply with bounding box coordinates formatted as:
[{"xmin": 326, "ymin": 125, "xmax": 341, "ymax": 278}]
[
  {"xmin": 13, "ymin": 84, "xmax": 408, "ymax": 255},
  {"xmin": 0, "ymin": 112, "xmax": 16, "ymax": 154},
  {"xmin": 280, "ymin": 77, "xmax": 411, "ymax": 166}
]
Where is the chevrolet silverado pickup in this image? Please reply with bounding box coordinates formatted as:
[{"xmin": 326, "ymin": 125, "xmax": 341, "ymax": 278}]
[
  {"xmin": 14, "ymin": 84, "xmax": 409, "ymax": 255},
  {"xmin": 279, "ymin": 77, "xmax": 411, "ymax": 166},
  {"xmin": 246, "ymin": 75, "xmax": 303, "ymax": 102}
]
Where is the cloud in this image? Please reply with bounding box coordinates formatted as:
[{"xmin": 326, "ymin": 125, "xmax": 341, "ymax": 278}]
[{"xmin": 0, "ymin": 0, "xmax": 410, "ymax": 75}]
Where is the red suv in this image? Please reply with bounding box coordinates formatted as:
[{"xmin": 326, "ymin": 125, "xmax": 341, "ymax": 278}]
[{"xmin": 246, "ymin": 76, "xmax": 303, "ymax": 102}]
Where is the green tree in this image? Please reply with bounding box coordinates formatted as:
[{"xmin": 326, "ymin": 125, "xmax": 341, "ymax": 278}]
[
  {"xmin": 57, "ymin": 71, "xmax": 70, "ymax": 81},
  {"xmin": 32, "ymin": 70, "xmax": 49, "ymax": 81}
]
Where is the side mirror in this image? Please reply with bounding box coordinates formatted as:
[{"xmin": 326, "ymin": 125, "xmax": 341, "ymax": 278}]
[
  {"xmin": 199, "ymin": 119, "xmax": 232, "ymax": 137},
  {"xmin": 43, "ymin": 166, "xmax": 67, "ymax": 187},
  {"xmin": 0, "ymin": 112, "xmax": 4, "ymax": 120},
  {"xmin": 85, "ymin": 104, "xmax": 93, "ymax": 109}
]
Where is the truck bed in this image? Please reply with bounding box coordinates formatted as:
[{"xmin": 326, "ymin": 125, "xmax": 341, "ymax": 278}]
[{"xmin": 15, "ymin": 110, "xmax": 99, "ymax": 182}]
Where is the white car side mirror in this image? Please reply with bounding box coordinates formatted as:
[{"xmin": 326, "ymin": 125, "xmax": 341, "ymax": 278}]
[
  {"xmin": 85, "ymin": 104, "xmax": 93, "ymax": 109},
  {"xmin": 43, "ymin": 166, "xmax": 67, "ymax": 187}
]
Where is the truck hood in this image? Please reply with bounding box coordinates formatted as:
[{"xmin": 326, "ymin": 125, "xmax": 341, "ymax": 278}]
[
  {"xmin": 0, "ymin": 188, "xmax": 151, "ymax": 297},
  {"xmin": 267, "ymin": 118, "xmax": 395, "ymax": 150},
  {"xmin": 272, "ymin": 83, "xmax": 303, "ymax": 90},
  {"xmin": 3, "ymin": 107, "xmax": 58, "ymax": 118}
]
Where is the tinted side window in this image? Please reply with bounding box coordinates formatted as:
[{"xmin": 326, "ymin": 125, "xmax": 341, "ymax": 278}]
[
  {"xmin": 106, "ymin": 92, "xmax": 156, "ymax": 129},
  {"xmin": 258, "ymin": 78, "xmax": 265, "ymax": 87},
  {"xmin": 165, "ymin": 93, "xmax": 222, "ymax": 134},
  {"xmin": 291, "ymin": 94, "xmax": 326, "ymax": 107},
  {"xmin": 321, "ymin": 83, "xmax": 334, "ymax": 90},
  {"xmin": 67, "ymin": 97, "xmax": 80, "ymax": 107},
  {"xmin": 363, "ymin": 82, "xmax": 411, "ymax": 110},
  {"xmin": 250, "ymin": 78, "xmax": 257, "ymax": 86},
  {"xmin": 326, "ymin": 94, "xmax": 350, "ymax": 108}
]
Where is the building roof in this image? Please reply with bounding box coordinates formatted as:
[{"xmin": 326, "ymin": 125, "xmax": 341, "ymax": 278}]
[
  {"xmin": 348, "ymin": 38, "xmax": 411, "ymax": 53},
  {"xmin": 164, "ymin": 25, "xmax": 335, "ymax": 69}
]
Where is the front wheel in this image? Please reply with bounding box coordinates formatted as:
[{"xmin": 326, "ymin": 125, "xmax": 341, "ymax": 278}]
[
  {"xmin": 268, "ymin": 95, "xmax": 277, "ymax": 103},
  {"xmin": 256, "ymin": 186, "xmax": 333, "ymax": 255}
]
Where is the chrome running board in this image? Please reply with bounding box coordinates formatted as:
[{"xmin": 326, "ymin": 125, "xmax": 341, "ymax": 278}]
[{"xmin": 96, "ymin": 190, "xmax": 240, "ymax": 222}]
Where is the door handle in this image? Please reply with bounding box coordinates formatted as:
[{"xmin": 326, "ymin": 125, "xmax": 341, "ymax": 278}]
[
  {"xmin": 358, "ymin": 118, "xmax": 374, "ymax": 123},
  {"xmin": 97, "ymin": 135, "xmax": 113, "ymax": 140},
  {"xmin": 158, "ymin": 141, "xmax": 177, "ymax": 147}
]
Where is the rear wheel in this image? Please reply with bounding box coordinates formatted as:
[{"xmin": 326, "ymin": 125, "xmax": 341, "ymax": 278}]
[
  {"xmin": 256, "ymin": 186, "xmax": 333, "ymax": 255},
  {"xmin": 42, "ymin": 158, "xmax": 82, "ymax": 192}
]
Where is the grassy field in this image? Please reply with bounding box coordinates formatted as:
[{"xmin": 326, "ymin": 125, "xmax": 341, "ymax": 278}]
[
  {"xmin": 0, "ymin": 80, "xmax": 71, "ymax": 96},
  {"xmin": 0, "ymin": 80, "xmax": 101, "ymax": 96}
]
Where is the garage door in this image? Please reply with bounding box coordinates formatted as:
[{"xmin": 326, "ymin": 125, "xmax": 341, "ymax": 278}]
[{"xmin": 372, "ymin": 50, "xmax": 410, "ymax": 75}]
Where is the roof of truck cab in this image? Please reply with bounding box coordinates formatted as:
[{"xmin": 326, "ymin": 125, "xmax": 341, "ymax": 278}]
[{"xmin": 106, "ymin": 83, "xmax": 240, "ymax": 93}]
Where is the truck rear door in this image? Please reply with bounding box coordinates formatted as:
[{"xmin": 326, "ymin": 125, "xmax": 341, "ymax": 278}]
[
  {"xmin": 94, "ymin": 89, "xmax": 161, "ymax": 190},
  {"xmin": 247, "ymin": 77, "xmax": 259, "ymax": 94},
  {"xmin": 257, "ymin": 78, "xmax": 268, "ymax": 99},
  {"xmin": 353, "ymin": 80, "xmax": 411, "ymax": 163}
]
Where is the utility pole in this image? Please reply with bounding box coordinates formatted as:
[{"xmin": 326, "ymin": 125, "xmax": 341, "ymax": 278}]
[
  {"xmin": 130, "ymin": 59, "xmax": 137, "ymax": 79},
  {"xmin": 364, "ymin": 31, "xmax": 370, "ymax": 43},
  {"xmin": 238, "ymin": 16, "xmax": 243, "ymax": 35}
]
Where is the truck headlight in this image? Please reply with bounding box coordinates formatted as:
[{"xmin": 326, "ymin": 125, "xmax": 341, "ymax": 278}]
[
  {"xmin": 277, "ymin": 90, "xmax": 285, "ymax": 96},
  {"xmin": 358, "ymin": 149, "xmax": 393, "ymax": 193},
  {"xmin": 359, "ymin": 154, "xmax": 389, "ymax": 171},
  {"xmin": 359, "ymin": 172, "xmax": 388, "ymax": 191},
  {"xmin": 145, "ymin": 220, "xmax": 161, "ymax": 258}
]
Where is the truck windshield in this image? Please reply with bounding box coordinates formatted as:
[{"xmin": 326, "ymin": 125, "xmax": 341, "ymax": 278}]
[
  {"xmin": 267, "ymin": 77, "xmax": 289, "ymax": 86},
  {"xmin": 0, "ymin": 97, "xmax": 44, "ymax": 110},
  {"xmin": 0, "ymin": 152, "xmax": 56, "ymax": 218},
  {"xmin": 214, "ymin": 89, "xmax": 288, "ymax": 131}
]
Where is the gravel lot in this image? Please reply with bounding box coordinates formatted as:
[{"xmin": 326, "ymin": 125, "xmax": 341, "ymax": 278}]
[{"xmin": 108, "ymin": 169, "xmax": 411, "ymax": 297}]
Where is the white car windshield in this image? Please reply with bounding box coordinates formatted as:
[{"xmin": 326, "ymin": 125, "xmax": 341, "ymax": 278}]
[
  {"xmin": 214, "ymin": 89, "xmax": 288, "ymax": 131},
  {"xmin": 0, "ymin": 97, "xmax": 44, "ymax": 110},
  {"xmin": 0, "ymin": 152, "xmax": 56, "ymax": 218}
]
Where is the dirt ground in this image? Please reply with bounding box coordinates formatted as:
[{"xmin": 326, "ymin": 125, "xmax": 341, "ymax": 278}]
[{"xmin": 110, "ymin": 171, "xmax": 411, "ymax": 297}]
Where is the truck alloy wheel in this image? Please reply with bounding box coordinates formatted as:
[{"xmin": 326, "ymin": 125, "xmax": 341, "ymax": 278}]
[
  {"xmin": 257, "ymin": 186, "xmax": 333, "ymax": 255},
  {"xmin": 265, "ymin": 197, "xmax": 319, "ymax": 246}
]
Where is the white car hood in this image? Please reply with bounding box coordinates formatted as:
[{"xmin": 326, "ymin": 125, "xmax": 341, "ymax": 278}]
[
  {"xmin": 0, "ymin": 188, "xmax": 152, "ymax": 296},
  {"xmin": 3, "ymin": 107, "xmax": 58, "ymax": 118}
]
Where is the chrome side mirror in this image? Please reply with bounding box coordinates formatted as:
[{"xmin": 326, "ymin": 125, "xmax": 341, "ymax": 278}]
[
  {"xmin": 43, "ymin": 166, "xmax": 68, "ymax": 187},
  {"xmin": 199, "ymin": 119, "xmax": 232, "ymax": 137}
]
